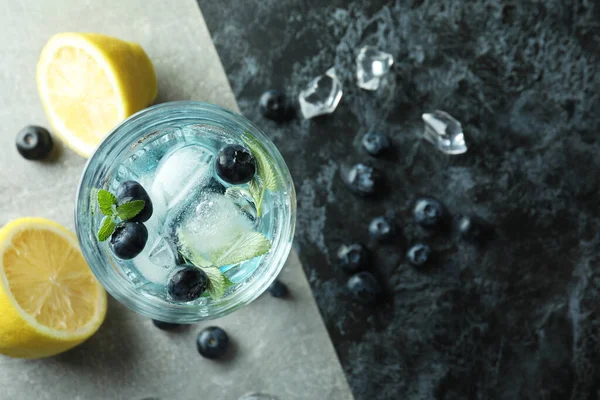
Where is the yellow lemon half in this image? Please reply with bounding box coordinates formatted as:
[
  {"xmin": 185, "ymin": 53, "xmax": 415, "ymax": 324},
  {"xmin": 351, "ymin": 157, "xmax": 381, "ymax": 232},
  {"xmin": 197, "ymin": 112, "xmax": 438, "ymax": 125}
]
[
  {"xmin": 0, "ymin": 218, "xmax": 107, "ymax": 358},
  {"xmin": 37, "ymin": 33, "xmax": 157, "ymax": 158}
]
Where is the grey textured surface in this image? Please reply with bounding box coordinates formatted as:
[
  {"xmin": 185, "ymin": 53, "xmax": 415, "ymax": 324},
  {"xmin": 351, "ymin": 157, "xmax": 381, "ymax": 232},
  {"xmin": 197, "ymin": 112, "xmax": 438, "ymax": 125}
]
[
  {"xmin": 197, "ymin": 0, "xmax": 600, "ymax": 399},
  {"xmin": 0, "ymin": 1, "xmax": 352, "ymax": 399}
]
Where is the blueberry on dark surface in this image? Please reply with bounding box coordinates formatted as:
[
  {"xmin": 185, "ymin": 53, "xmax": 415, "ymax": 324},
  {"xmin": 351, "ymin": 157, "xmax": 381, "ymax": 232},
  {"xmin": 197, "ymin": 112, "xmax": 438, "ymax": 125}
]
[
  {"xmin": 259, "ymin": 89, "xmax": 291, "ymax": 121},
  {"xmin": 344, "ymin": 163, "xmax": 383, "ymax": 196},
  {"xmin": 196, "ymin": 326, "xmax": 229, "ymax": 359},
  {"xmin": 167, "ymin": 265, "xmax": 208, "ymax": 302},
  {"xmin": 268, "ymin": 279, "xmax": 288, "ymax": 298},
  {"xmin": 347, "ymin": 271, "xmax": 381, "ymax": 305},
  {"xmin": 116, "ymin": 180, "xmax": 153, "ymax": 222},
  {"xmin": 407, "ymin": 243, "xmax": 431, "ymax": 266},
  {"xmin": 215, "ymin": 144, "xmax": 257, "ymax": 184},
  {"xmin": 458, "ymin": 215, "xmax": 493, "ymax": 242},
  {"xmin": 361, "ymin": 131, "xmax": 391, "ymax": 157},
  {"xmin": 368, "ymin": 216, "xmax": 395, "ymax": 242},
  {"xmin": 413, "ymin": 197, "xmax": 447, "ymax": 229},
  {"xmin": 152, "ymin": 319, "xmax": 181, "ymax": 330},
  {"xmin": 337, "ymin": 243, "xmax": 369, "ymax": 274},
  {"xmin": 109, "ymin": 221, "xmax": 148, "ymax": 260},
  {"xmin": 16, "ymin": 126, "xmax": 53, "ymax": 161}
]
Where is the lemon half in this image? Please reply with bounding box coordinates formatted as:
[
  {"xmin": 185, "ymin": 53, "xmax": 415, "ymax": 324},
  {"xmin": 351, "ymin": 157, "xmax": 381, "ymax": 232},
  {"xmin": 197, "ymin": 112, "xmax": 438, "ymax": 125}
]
[
  {"xmin": 37, "ymin": 33, "xmax": 157, "ymax": 158},
  {"xmin": 0, "ymin": 218, "xmax": 107, "ymax": 358}
]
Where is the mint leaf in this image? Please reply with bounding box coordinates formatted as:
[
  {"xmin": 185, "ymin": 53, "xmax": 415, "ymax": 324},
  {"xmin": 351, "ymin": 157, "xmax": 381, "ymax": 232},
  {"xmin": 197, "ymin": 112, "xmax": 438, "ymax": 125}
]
[
  {"xmin": 248, "ymin": 178, "xmax": 261, "ymax": 202},
  {"xmin": 214, "ymin": 231, "xmax": 272, "ymax": 267},
  {"xmin": 202, "ymin": 267, "xmax": 229, "ymax": 299},
  {"xmin": 244, "ymin": 180, "xmax": 264, "ymax": 218},
  {"xmin": 223, "ymin": 275, "xmax": 234, "ymax": 288},
  {"xmin": 200, "ymin": 273, "xmax": 234, "ymax": 298},
  {"xmin": 116, "ymin": 200, "xmax": 145, "ymax": 220},
  {"xmin": 242, "ymin": 134, "xmax": 277, "ymax": 191},
  {"xmin": 97, "ymin": 216, "xmax": 116, "ymax": 242},
  {"xmin": 98, "ymin": 189, "xmax": 117, "ymax": 216}
]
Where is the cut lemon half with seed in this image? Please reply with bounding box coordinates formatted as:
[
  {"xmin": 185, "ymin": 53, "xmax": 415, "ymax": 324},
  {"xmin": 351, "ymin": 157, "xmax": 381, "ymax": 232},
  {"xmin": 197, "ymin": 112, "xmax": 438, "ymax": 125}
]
[
  {"xmin": 0, "ymin": 218, "xmax": 107, "ymax": 359},
  {"xmin": 37, "ymin": 33, "xmax": 157, "ymax": 158}
]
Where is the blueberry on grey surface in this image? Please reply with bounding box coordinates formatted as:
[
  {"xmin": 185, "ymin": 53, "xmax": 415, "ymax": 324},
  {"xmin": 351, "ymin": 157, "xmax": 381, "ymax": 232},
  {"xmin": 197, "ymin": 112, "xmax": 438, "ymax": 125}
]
[
  {"xmin": 167, "ymin": 265, "xmax": 208, "ymax": 302},
  {"xmin": 347, "ymin": 271, "xmax": 381, "ymax": 305},
  {"xmin": 259, "ymin": 89, "xmax": 292, "ymax": 121},
  {"xmin": 337, "ymin": 243, "xmax": 369, "ymax": 274},
  {"xmin": 343, "ymin": 163, "xmax": 383, "ymax": 196},
  {"xmin": 413, "ymin": 197, "xmax": 447, "ymax": 229},
  {"xmin": 268, "ymin": 279, "xmax": 288, "ymax": 298},
  {"xmin": 197, "ymin": 326, "xmax": 229, "ymax": 359},
  {"xmin": 458, "ymin": 215, "xmax": 493, "ymax": 242},
  {"xmin": 152, "ymin": 319, "xmax": 180, "ymax": 330},
  {"xmin": 361, "ymin": 131, "xmax": 391, "ymax": 157},
  {"xmin": 109, "ymin": 221, "xmax": 148, "ymax": 260},
  {"xmin": 368, "ymin": 216, "xmax": 395, "ymax": 242},
  {"xmin": 407, "ymin": 243, "xmax": 431, "ymax": 266},
  {"xmin": 215, "ymin": 144, "xmax": 257, "ymax": 184},
  {"xmin": 15, "ymin": 125, "xmax": 53, "ymax": 161},
  {"xmin": 116, "ymin": 180, "xmax": 153, "ymax": 222}
]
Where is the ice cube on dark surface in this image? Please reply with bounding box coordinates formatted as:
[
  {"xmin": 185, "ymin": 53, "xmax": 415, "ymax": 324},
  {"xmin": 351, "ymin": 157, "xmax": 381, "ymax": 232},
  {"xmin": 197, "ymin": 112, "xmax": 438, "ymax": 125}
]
[
  {"xmin": 422, "ymin": 110, "xmax": 467, "ymax": 155},
  {"xmin": 356, "ymin": 46, "xmax": 393, "ymax": 90},
  {"xmin": 298, "ymin": 67, "xmax": 342, "ymax": 119}
]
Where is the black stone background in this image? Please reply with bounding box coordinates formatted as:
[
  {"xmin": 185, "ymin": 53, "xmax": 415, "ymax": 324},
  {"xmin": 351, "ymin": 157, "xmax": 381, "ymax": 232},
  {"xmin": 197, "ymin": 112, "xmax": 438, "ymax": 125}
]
[{"xmin": 197, "ymin": 0, "xmax": 600, "ymax": 399}]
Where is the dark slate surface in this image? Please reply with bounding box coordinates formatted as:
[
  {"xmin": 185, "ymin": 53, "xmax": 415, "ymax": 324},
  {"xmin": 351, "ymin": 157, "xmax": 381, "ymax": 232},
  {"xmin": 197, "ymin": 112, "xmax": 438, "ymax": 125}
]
[{"xmin": 197, "ymin": 0, "xmax": 600, "ymax": 398}]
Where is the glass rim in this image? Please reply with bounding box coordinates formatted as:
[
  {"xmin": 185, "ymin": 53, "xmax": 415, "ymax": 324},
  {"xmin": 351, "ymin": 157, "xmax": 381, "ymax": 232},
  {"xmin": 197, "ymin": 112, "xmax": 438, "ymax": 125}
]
[{"xmin": 75, "ymin": 101, "xmax": 296, "ymax": 322}]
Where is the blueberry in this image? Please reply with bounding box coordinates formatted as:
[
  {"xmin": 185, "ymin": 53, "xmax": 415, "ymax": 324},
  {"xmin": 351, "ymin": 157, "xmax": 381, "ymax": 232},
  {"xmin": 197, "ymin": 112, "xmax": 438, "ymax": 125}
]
[
  {"xmin": 413, "ymin": 197, "xmax": 447, "ymax": 229},
  {"xmin": 109, "ymin": 221, "xmax": 148, "ymax": 260},
  {"xmin": 167, "ymin": 265, "xmax": 208, "ymax": 302},
  {"xmin": 196, "ymin": 326, "xmax": 229, "ymax": 359},
  {"xmin": 215, "ymin": 144, "xmax": 256, "ymax": 184},
  {"xmin": 116, "ymin": 180, "xmax": 153, "ymax": 222},
  {"xmin": 368, "ymin": 216, "xmax": 395, "ymax": 242},
  {"xmin": 458, "ymin": 215, "xmax": 493, "ymax": 242},
  {"xmin": 407, "ymin": 243, "xmax": 431, "ymax": 266},
  {"xmin": 259, "ymin": 90, "xmax": 292, "ymax": 121},
  {"xmin": 344, "ymin": 163, "xmax": 383, "ymax": 196},
  {"xmin": 337, "ymin": 243, "xmax": 369, "ymax": 274},
  {"xmin": 16, "ymin": 126, "xmax": 53, "ymax": 160},
  {"xmin": 152, "ymin": 319, "xmax": 180, "ymax": 330},
  {"xmin": 347, "ymin": 271, "xmax": 381, "ymax": 305},
  {"xmin": 361, "ymin": 132, "xmax": 391, "ymax": 157},
  {"xmin": 268, "ymin": 279, "xmax": 288, "ymax": 298}
]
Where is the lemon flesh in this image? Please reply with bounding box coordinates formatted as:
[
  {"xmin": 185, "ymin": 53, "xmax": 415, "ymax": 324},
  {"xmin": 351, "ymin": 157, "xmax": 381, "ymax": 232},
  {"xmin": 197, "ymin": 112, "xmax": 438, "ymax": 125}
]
[
  {"xmin": 37, "ymin": 33, "xmax": 157, "ymax": 158},
  {"xmin": 0, "ymin": 218, "xmax": 107, "ymax": 358}
]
